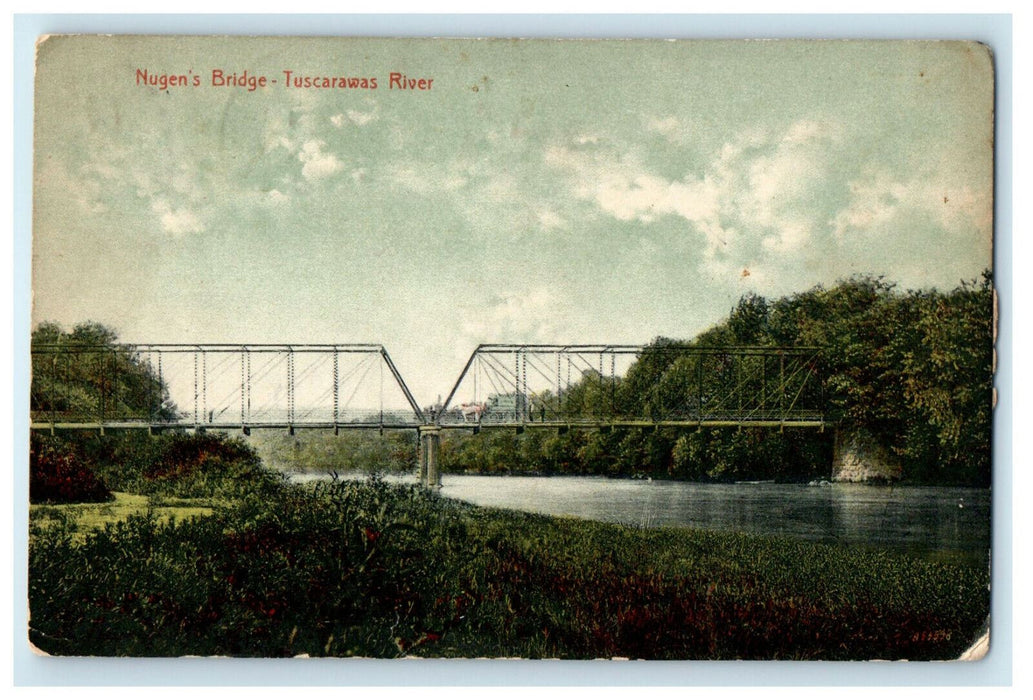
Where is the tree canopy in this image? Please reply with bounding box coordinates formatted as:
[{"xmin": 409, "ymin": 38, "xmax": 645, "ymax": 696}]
[
  {"xmin": 442, "ymin": 273, "xmax": 993, "ymax": 486},
  {"xmin": 31, "ymin": 321, "xmax": 177, "ymax": 423}
]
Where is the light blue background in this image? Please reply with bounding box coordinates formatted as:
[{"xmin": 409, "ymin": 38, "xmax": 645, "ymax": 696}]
[{"xmin": 12, "ymin": 13, "xmax": 1013, "ymax": 687}]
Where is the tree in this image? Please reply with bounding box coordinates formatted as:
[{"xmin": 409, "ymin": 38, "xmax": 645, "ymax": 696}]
[
  {"xmin": 31, "ymin": 321, "xmax": 177, "ymax": 423},
  {"xmin": 898, "ymin": 273, "xmax": 993, "ymax": 484},
  {"xmin": 727, "ymin": 292, "xmax": 770, "ymax": 344}
]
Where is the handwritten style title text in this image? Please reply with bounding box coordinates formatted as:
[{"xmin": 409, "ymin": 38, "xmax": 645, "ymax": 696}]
[{"xmin": 135, "ymin": 69, "xmax": 434, "ymax": 92}]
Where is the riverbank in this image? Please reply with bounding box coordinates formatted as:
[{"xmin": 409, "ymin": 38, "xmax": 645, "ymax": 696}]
[{"xmin": 30, "ymin": 472, "xmax": 989, "ymax": 660}]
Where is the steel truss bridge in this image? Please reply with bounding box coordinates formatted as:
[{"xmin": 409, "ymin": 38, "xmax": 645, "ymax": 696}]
[
  {"xmin": 30, "ymin": 342, "xmax": 826, "ymax": 487},
  {"xmin": 30, "ymin": 343, "xmax": 825, "ymax": 433},
  {"xmin": 438, "ymin": 344, "xmax": 825, "ymax": 430},
  {"xmin": 29, "ymin": 344, "xmax": 424, "ymax": 434}
]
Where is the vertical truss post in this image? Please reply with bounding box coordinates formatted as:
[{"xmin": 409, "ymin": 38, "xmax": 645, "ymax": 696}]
[
  {"xmin": 779, "ymin": 351, "xmax": 785, "ymax": 422},
  {"xmin": 157, "ymin": 351, "xmax": 163, "ymax": 423},
  {"xmin": 149, "ymin": 351, "xmax": 156, "ymax": 423},
  {"xmin": 514, "ymin": 351, "xmax": 520, "ymax": 422},
  {"xmin": 557, "ymin": 352, "xmax": 562, "ymax": 419},
  {"xmin": 50, "ymin": 352, "xmax": 57, "ymax": 429},
  {"xmin": 332, "ymin": 349, "xmax": 339, "ymax": 427},
  {"xmin": 566, "ymin": 355, "xmax": 571, "ymax": 417},
  {"xmin": 818, "ymin": 354, "xmax": 825, "ymax": 428},
  {"xmin": 521, "ymin": 350, "xmax": 528, "ymax": 423},
  {"xmin": 761, "ymin": 353, "xmax": 767, "ymax": 415},
  {"xmin": 202, "ymin": 350, "xmax": 208, "ymax": 424},
  {"xmin": 240, "ymin": 350, "xmax": 247, "ymax": 427},
  {"xmin": 287, "ymin": 347, "xmax": 296, "ymax": 428},
  {"xmin": 697, "ymin": 351, "xmax": 704, "ymax": 426},
  {"xmin": 246, "ymin": 350, "xmax": 252, "ymax": 425},
  {"xmin": 193, "ymin": 351, "xmax": 199, "ymax": 427},
  {"xmin": 610, "ymin": 351, "xmax": 616, "ymax": 419},
  {"xmin": 111, "ymin": 349, "xmax": 119, "ymax": 421},
  {"xmin": 97, "ymin": 351, "xmax": 104, "ymax": 428},
  {"xmin": 737, "ymin": 354, "xmax": 742, "ymax": 420}
]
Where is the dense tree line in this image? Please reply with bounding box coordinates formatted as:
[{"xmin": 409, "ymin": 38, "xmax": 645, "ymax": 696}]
[
  {"xmin": 31, "ymin": 270, "xmax": 993, "ymax": 487},
  {"xmin": 442, "ymin": 273, "xmax": 993, "ymax": 486}
]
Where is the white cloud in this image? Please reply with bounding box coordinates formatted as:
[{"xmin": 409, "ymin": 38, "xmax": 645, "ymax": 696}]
[
  {"xmin": 781, "ymin": 119, "xmax": 832, "ymax": 145},
  {"xmin": 542, "ymin": 118, "xmax": 956, "ymax": 296},
  {"xmin": 832, "ymin": 172, "xmax": 908, "ymax": 237},
  {"xmin": 833, "ymin": 167, "xmax": 991, "ymax": 242},
  {"xmin": 460, "ymin": 286, "xmax": 563, "ymax": 345},
  {"xmin": 387, "ymin": 166, "xmax": 433, "ymax": 194},
  {"xmin": 267, "ymin": 189, "xmax": 289, "ymax": 204},
  {"xmin": 39, "ymin": 160, "xmax": 107, "ymax": 215},
  {"xmin": 346, "ymin": 109, "xmax": 377, "ymax": 126},
  {"xmin": 298, "ymin": 140, "xmax": 343, "ymax": 181},
  {"xmin": 441, "ymin": 174, "xmax": 468, "ymax": 191},
  {"xmin": 330, "ymin": 108, "xmax": 378, "ymax": 128},
  {"xmin": 536, "ymin": 208, "xmax": 566, "ymax": 231},
  {"xmin": 151, "ymin": 198, "xmax": 204, "ymax": 236},
  {"xmin": 545, "ymin": 141, "xmax": 730, "ymax": 247},
  {"xmin": 644, "ymin": 115, "xmax": 684, "ymax": 142},
  {"xmin": 263, "ymin": 113, "xmax": 296, "ymax": 153},
  {"xmin": 761, "ymin": 220, "xmax": 811, "ymax": 253},
  {"xmin": 547, "ymin": 120, "xmax": 849, "ymax": 263}
]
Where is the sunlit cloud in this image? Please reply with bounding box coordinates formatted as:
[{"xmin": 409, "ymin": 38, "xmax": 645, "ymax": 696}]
[
  {"xmin": 150, "ymin": 198, "xmax": 204, "ymax": 236},
  {"xmin": 298, "ymin": 140, "xmax": 343, "ymax": 181}
]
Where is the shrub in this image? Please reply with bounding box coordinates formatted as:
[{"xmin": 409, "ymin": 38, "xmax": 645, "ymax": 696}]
[
  {"xmin": 46, "ymin": 431, "xmax": 278, "ymax": 501},
  {"xmin": 139, "ymin": 432, "xmax": 277, "ymax": 500},
  {"xmin": 30, "ymin": 435, "xmax": 112, "ymax": 504}
]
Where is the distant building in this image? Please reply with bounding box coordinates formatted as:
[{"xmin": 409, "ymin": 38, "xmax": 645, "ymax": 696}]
[{"xmin": 486, "ymin": 392, "xmax": 528, "ymax": 421}]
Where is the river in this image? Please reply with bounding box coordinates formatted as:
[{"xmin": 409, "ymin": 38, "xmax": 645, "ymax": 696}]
[{"xmin": 291, "ymin": 472, "xmax": 991, "ymax": 562}]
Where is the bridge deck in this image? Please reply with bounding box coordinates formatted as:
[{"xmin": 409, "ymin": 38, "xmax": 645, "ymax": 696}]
[
  {"xmin": 445, "ymin": 419, "xmax": 826, "ymax": 429},
  {"xmin": 30, "ymin": 418, "xmax": 826, "ymax": 432}
]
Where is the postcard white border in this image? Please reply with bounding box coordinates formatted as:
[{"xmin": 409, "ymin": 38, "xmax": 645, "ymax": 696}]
[{"xmin": 9, "ymin": 12, "xmax": 1015, "ymax": 688}]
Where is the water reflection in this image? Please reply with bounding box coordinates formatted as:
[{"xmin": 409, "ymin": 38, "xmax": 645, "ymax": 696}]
[{"xmin": 438, "ymin": 476, "xmax": 990, "ymax": 560}]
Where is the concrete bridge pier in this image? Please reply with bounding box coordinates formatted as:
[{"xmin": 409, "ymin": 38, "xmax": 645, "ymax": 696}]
[
  {"xmin": 831, "ymin": 428, "xmax": 902, "ymax": 482},
  {"xmin": 418, "ymin": 426, "xmax": 442, "ymax": 489}
]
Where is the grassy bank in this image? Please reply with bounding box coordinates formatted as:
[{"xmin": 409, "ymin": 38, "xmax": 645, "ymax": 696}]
[
  {"xmin": 29, "ymin": 471, "xmax": 989, "ymax": 660},
  {"xmin": 30, "ymin": 492, "xmax": 216, "ymax": 543}
]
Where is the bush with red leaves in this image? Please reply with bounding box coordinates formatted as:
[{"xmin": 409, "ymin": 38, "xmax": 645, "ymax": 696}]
[
  {"xmin": 144, "ymin": 432, "xmax": 259, "ymax": 481},
  {"xmin": 30, "ymin": 436, "xmax": 112, "ymax": 504}
]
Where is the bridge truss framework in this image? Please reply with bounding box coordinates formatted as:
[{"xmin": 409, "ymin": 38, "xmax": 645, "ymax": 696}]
[
  {"xmin": 29, "ymin": 343, "xmax": 425, "ymax": 433},
  {"xmin": 31, "ymin": 342, "xmax": 827, "ymax": 488},
  {"xmin": 438, "ymin": 344, "xmax": 826, "ymax": 430}
]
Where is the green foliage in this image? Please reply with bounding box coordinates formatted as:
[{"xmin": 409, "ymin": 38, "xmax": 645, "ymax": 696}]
[
  {"xmin": 54, "ymin": 431, "xmax": 279, "ymax": 501},
  {"xmin": 31, "ymin": 321, "xmax": 177, "ymax": 422},
  {"xmin": 441, "ymin": 273, "xmax": 992, "ymax": 486},
  {"xmin": 247, "ymin": 429, "xmax": 416, "ymax": 475},
  {"xmin": 29, "ymin": 478, "xmax": 990, "ymax": 659}
]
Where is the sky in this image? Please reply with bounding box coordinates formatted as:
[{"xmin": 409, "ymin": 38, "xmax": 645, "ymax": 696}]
[{"xmin": 31, "ymin": 36, "xmax": 994, "ymax": 404}]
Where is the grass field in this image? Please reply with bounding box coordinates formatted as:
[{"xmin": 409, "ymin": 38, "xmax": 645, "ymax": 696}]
[{"xmin": 30, "ymin": 492, "xmax": 217, "ymax": 543}]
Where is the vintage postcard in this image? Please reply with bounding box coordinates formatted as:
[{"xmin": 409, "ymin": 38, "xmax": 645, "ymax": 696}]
[{"xmin": 28, "ymin": 36, "xmax": 994, "ymax": 661}]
